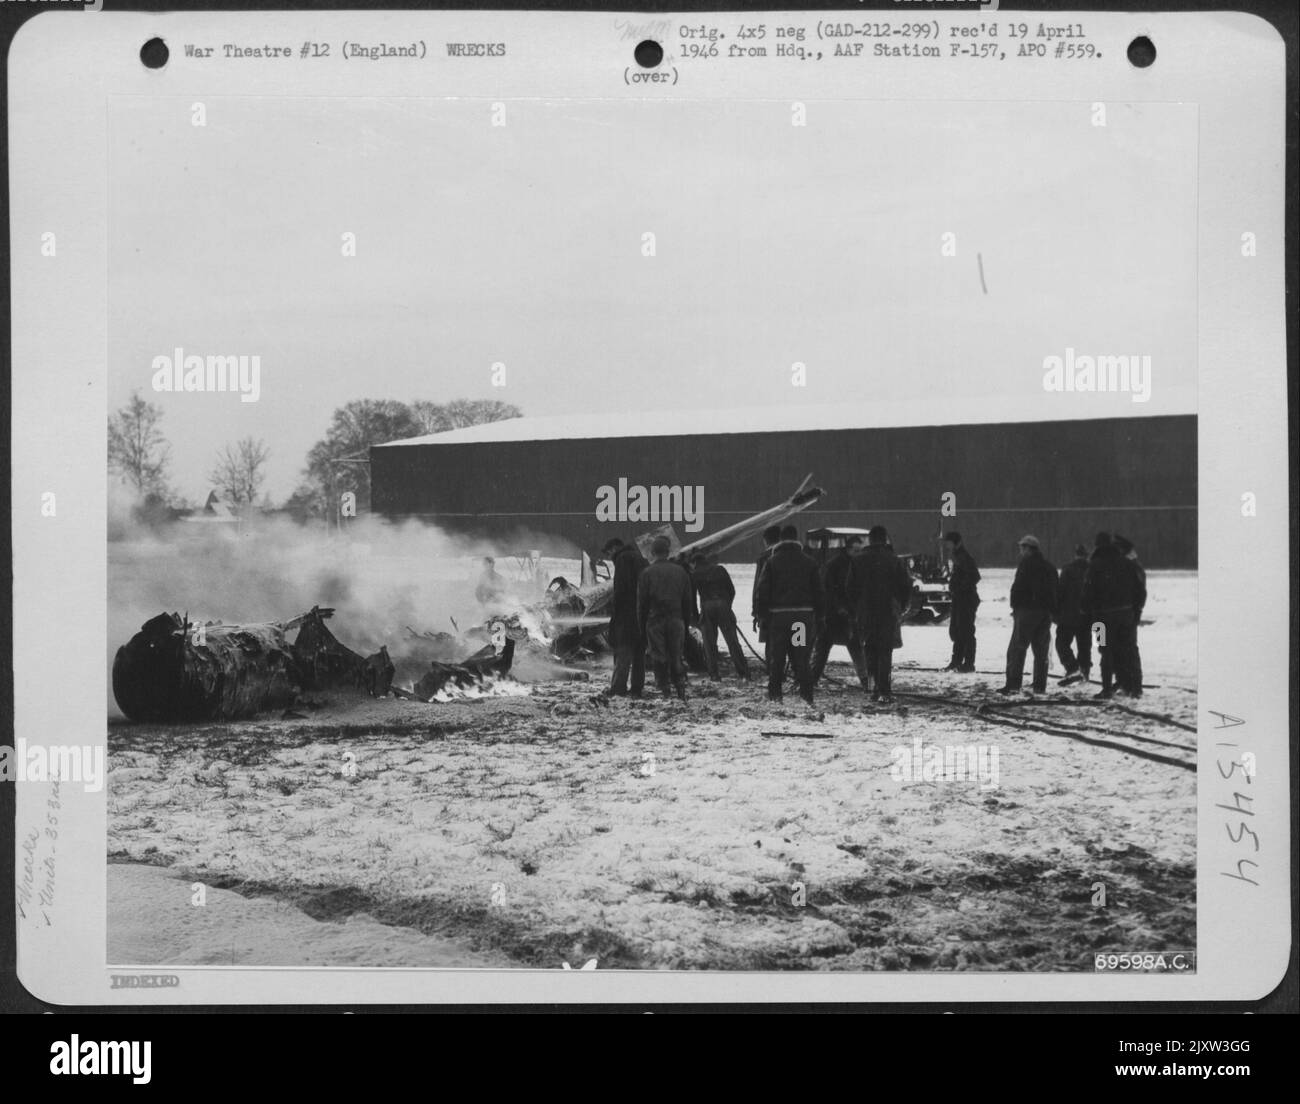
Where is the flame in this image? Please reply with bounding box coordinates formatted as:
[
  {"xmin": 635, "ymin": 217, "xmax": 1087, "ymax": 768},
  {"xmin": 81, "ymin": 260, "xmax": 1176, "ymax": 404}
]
[{"xmin": 424, "ymin": 676, "xmax": 532, "ymax": 703}]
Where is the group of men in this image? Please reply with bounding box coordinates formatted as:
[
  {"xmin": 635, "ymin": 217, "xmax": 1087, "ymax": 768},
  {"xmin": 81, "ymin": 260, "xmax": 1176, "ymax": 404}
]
[
  {"xmin": 598, "ymin": 522, "xmax": 1149, "ymax": 705},
  {"xmin": 598, "ymin": 522, "xmax": 914, "ymax": 706},
  {"xmin": 999, "ymin": 530, "xmax": 1147, "ymax": 698},
  {"xmin": 600, "ymin": 533, "xmax": 747, "ymax": 702},
  {"xmin": 753, "ymin": 523, "xmax": 914, "ymax": 705},
  {"xmin": 948, "ymin": 529, "xmax": 1147, "ymax": 698}
]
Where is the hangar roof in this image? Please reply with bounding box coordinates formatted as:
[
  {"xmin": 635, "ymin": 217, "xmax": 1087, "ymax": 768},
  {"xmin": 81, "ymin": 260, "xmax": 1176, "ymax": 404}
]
[{"xmin": 375, "ymin": 389, "xmax": 1196, "ymax": 448}]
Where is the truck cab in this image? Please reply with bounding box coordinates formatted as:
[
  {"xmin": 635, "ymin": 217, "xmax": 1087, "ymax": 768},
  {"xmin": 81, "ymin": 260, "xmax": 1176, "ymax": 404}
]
[{"xmin": 804, "ymin": 527, "xmax": 952, "ymax": 624}]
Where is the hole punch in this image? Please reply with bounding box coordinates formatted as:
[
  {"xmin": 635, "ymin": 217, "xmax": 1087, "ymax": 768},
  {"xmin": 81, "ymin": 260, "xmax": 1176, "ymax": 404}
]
[
  {"xmin": 1127, "ymin": 36, "xmax": 1155, "ymax": 68},
  {"xmin": 634, "ymin": 40, "xmax": 664, "ymax": 69},
  {"xmin": 140, "ymin": 37, "xmax": 169, "ymax": 69}
]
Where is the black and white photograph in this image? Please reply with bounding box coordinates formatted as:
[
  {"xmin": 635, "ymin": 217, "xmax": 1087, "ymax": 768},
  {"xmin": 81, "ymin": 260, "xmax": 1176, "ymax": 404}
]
[
  {"xmin": 102, "ymin": 89, "xmax": 1199, "ymax": 971},
  {"xmin": 3, "ymin": 5, "xmax": 1289, "ymax": 1011}
]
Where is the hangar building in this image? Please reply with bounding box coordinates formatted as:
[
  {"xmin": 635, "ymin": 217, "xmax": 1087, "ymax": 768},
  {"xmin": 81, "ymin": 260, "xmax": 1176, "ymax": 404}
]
[{"xmin": 370, "ymin": 400, "xmax": 1197, "ymax": 568}]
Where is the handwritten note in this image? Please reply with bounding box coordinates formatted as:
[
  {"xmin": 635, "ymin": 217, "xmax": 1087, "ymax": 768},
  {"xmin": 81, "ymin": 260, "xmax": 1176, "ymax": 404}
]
[
  {"xmin": 17, "ymin": 778, "xmax": 60, "ymax": 925},
  {"xmin": 1211, "ymin": 712, "xmax": 1258, "ymax": 887}
]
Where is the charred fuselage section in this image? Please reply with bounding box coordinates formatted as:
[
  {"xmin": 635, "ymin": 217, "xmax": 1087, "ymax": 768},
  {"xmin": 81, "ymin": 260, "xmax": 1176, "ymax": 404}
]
[{"xmin": 112, "ymin": 607, "xmax": 365, "ymax": 723}]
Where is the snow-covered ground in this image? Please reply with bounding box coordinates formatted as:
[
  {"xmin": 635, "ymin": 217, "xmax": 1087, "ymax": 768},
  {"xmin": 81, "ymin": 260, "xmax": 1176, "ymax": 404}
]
[{"xmin": 107, "ymin": 568, "xmax": 1195, "ymax": 971}]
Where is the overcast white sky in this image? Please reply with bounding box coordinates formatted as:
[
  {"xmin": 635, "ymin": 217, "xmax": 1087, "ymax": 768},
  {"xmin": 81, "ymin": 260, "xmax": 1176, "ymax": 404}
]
[{"xmin": 109, "ymin": 97, "xmax": 1197, "ymax": 502}]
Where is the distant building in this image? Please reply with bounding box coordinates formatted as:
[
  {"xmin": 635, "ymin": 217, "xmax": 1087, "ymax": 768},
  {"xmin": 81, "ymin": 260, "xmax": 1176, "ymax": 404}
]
[
  {"xmin": 179, "ymin": 490, "xmax": 244, "ymax": 526},
  {"xmin": 370, "ymin": 401, "xmax": 1197, "ymax": 567}
]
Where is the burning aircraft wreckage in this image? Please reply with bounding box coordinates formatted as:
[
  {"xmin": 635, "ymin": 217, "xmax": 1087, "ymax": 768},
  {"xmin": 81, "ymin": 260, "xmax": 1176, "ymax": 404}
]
[{"xmin": 111, "ymin": 477, "xmax": 825, "ymax": 723}]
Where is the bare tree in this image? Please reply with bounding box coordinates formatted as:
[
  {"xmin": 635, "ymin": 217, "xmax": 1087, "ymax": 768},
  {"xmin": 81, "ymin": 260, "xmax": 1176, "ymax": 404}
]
[
  {"xmin": 410, "ymin": 398, "xmax": 520, "ymax": 435},
  {"xmin": 108, "ymin": 391, "xmax": 172, "ymax": 497},
  {"xmin": 209, "ymin": 437, "xmax": 271, "ymax": 506}
]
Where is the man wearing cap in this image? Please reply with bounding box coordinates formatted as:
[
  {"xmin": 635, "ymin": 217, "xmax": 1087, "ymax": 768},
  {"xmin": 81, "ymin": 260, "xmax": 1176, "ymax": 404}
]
[
  {"xmin": 602, "ymin": 537, "xmax": 648, "ymax": 699},
  {"xmin": 690, "ymin": 552, "xmax": 750, "ymax": 681},
  {"xmin": 637, "ymin": 535, "xmax": 694, "ymax": 701},
  {"xmin": 1112, "ymin": 535, "xmax": 1146, "ymax": 697},
  {"xmin": 754, "ymin": 525, "xmax": 823, "ymax": 704},
  {"xmin": 811, "ymin": 534, "xmax": 869, "ymax": 689},
  {"xmin": 1055, "ymin": 543, "xmax": 1092, "ymax": 685},
  {"xmin": 942, "ymin": 531, "xmax": 981, "ymax": 673},
  {"xmin": 999, "ymin": 535, "xmax": 1059, "ymax": 695},
  {"xmin": 847, "ymin": 526, "xmax": 914, "ymax": 703}
]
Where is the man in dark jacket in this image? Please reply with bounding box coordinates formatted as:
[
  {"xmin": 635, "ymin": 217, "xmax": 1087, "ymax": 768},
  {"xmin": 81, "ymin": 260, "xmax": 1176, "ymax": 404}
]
[
  {"xmin": 847, "ymin": 526, "xmax": 913, "ymax": 703},
  {"xmin": 942, "ymin": 531, "xmax": 981, "ymax": 672},
  {"xmin": 602, "ymin": 538, "xmax": 647, "ymax": 698},
  {"xmin": 637, "ymin": 535, "xmax": 694, "ymax": 701},
  {"xmin": 810, "ymin": 535, "xmax": 869, "ymax": 688},
  {"xmin": 1081, "ymin": 532, "xmax": 1146, "ymax": 698},
  {"xmin": 690, "ymin": 552, "xmax": 750, "ymax": 681},
  {"xmin": 1055, "ymin": 543, "xmax": 1092, "ymax": 684},
  {"xmin": 751, "ymin": 524, "xmax": 787, "ymax": 683},
  {"xmin": 1113, "ymin": 535, "xmax": 1146, "ymax": 697},
  {"xmin": 999, "ymin": 535, "xmax": 1058, "ymax": 695},
  {"xmin": 754, "ymin": 525, "xmax": 823, "ymax": 704},
  {"xmin": 751, "ymin": 524, "xmax": 783, "ymax": 646}
]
